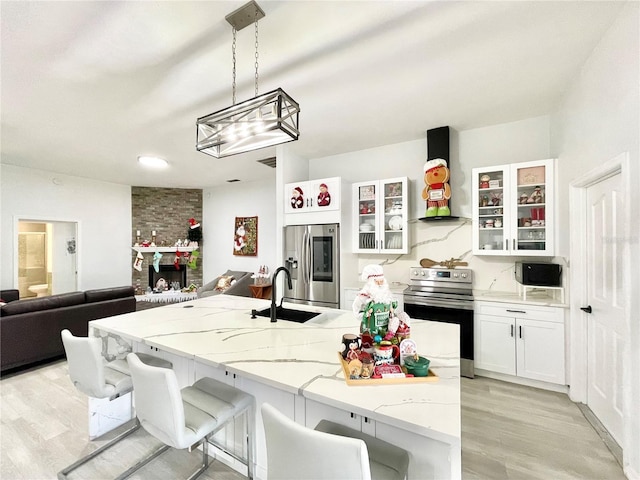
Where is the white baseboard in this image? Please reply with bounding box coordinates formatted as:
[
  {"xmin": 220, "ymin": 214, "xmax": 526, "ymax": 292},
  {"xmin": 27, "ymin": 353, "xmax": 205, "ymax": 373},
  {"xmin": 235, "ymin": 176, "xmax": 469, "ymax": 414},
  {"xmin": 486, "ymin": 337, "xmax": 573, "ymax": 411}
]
[
  {"xmin": 624, "ymin": 464, "xmax": 638, "ymax": 480},
  {"xmin": 474, "ymin": 369, "xmax": 569, "ymax": 394}
]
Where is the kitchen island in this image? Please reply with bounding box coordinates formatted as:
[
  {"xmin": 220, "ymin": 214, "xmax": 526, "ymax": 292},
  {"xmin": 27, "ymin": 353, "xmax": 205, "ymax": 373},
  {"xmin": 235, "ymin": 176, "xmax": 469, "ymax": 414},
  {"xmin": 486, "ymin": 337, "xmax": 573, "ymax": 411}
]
[{"xmin": 91, "ymin": 294, "xmax": 461, "ymax": 480}]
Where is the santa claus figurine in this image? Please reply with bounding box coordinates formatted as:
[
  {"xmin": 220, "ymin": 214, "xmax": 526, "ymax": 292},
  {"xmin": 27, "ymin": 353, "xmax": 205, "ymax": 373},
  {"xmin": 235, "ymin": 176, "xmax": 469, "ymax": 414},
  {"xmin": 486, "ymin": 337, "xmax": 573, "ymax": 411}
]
[
  {"xmin": 234, "ymin": 224, "xmax": 246, "ymax": 252},
  {"xmin": 317, "ymin": 183, "xmax": 331, "ymax": 207},
  {"xmin": 291, "ymin": 187, "xmax": 304, "ymax": 209},
  {"xmin": 187, "ymin": 217, "xmax": 202, "ymax": 246},
  {"xmin": 352, "ymin": 264, "xmax": 398, "ymax": 337}
]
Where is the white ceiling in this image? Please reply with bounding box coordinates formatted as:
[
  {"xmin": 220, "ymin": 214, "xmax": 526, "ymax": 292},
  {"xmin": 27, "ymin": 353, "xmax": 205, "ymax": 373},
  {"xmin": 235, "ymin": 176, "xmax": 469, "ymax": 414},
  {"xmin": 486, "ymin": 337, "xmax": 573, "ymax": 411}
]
[{"xmin": 1, "ymin": 1, "xmax": 625, "ymax": 189}]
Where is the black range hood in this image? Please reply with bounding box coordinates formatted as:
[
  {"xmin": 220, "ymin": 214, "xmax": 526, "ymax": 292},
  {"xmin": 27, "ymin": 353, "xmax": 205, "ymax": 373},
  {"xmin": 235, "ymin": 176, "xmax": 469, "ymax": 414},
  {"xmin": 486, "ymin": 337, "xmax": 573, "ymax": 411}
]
[{"xmin": 420, "ymin": 126, "xmax": 460, "ymax": 221}]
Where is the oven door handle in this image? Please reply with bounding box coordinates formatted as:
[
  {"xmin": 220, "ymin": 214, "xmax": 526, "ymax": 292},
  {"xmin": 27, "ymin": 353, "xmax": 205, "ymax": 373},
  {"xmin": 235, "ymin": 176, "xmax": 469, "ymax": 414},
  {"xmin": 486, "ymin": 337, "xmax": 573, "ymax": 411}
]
[{"xmin": 404, "ymin": 297, "xmax": 474, "ymax": 311}]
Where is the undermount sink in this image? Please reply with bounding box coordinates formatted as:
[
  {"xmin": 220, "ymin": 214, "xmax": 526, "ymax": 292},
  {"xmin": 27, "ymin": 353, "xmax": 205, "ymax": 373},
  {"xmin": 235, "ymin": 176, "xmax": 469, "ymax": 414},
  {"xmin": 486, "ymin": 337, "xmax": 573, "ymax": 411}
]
[{"xmin": 253, "ymin": 306, "xmax": 321, "ymax": 323}]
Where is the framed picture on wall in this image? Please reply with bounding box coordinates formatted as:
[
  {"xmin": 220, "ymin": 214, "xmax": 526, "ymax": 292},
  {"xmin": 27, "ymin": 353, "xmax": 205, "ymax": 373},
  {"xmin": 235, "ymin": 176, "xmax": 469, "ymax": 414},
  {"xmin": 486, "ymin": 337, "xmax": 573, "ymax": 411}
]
[{"xmin": 233, "ymin": 216, "xmax": 258, "ymax": 256}]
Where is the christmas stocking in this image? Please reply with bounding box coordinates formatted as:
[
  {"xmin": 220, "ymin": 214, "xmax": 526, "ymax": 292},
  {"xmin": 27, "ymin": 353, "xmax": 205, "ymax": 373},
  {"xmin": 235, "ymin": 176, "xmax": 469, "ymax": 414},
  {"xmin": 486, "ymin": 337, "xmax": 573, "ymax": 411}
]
[
  {"xmin": 153, "ymin": 251, "xmax": 163, "ymax": 273},
  {"xmin": 174, "ymin": 253, "xmax": 181, "ymax": 270},
  {"xmin": 187, "ymin": 250, "xmax": 199, "ymax": 269},
  {"xmin": 133, "ymin": 251, "xmax": 144, "ymax": 271}
]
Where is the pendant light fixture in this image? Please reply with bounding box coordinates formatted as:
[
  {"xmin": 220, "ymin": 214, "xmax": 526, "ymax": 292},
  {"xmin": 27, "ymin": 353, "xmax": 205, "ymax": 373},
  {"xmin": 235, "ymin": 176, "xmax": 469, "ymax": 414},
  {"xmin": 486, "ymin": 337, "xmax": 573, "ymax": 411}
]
[{"xmin": 196, "ymin": 1, "xmax": 300, "ymax": 158}]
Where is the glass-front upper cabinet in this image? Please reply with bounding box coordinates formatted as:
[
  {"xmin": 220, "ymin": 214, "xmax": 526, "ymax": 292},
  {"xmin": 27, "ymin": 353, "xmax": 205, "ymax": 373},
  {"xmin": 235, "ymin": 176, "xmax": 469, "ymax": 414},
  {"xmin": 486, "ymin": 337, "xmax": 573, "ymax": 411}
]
[
  {"xmin": 352, "ymin": 177, "xmax": 408, "ymax": 254},
  {"xmin": 472, "ymin": 159, "xmax": 554, "ymax": 256},
  {"xmin": 472, "ymin": 165, "xmax": 510, "ymax": 255}
]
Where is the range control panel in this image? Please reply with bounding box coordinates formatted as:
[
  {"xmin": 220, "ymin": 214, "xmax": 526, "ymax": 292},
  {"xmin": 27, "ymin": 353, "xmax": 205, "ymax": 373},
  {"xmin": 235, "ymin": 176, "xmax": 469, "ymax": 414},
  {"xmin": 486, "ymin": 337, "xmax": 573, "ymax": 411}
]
[{"xmin": 409, "ymin": 267, "xmax": 473, "ymax": 284}]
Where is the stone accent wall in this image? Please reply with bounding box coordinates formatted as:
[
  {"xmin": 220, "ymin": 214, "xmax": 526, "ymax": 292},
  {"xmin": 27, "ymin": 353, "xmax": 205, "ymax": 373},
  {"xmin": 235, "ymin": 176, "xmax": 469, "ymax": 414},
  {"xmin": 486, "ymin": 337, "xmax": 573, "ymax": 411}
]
[{"xmin": 131, "ymin": 187, "xmax": 203, "ymax": 292}]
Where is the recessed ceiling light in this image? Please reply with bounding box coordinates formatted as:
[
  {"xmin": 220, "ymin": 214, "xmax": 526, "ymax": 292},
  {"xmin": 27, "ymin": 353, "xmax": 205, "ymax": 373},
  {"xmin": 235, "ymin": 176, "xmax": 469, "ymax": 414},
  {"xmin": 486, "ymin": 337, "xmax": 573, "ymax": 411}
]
[{"xmin": 138, "ymin": 156, "xmax": 168, "ymax": 168}]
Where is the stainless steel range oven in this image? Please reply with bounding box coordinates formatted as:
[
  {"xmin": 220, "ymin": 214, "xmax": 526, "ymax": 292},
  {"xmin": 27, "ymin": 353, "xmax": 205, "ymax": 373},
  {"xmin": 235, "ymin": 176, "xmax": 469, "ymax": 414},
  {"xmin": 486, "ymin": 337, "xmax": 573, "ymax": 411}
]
[{"xmin": 403, "ymin": 267, "xmax": 474, "ymax": 378}]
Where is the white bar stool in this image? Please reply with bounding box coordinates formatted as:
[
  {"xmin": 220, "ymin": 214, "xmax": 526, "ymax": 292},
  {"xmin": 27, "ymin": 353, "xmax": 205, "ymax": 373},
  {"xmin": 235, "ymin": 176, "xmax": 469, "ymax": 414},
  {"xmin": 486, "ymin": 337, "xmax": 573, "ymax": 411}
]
[
  {"xmin": 261, "ymin": 402, "xmax": 409, "ymax": 480},
  {"xmin": 118, "ymin": 352, "xmax": 255, "ymax": 480},
  {"xmin": 58, "ymin": 329, "xmax": 172, "ymax": 480}
]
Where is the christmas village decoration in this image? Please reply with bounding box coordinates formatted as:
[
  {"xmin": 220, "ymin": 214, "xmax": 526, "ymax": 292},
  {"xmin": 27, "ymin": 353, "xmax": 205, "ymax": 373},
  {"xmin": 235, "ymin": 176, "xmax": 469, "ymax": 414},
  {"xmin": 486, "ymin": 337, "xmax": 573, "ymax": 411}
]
[
  {"xmin": 341, "ymin": 265, "xmax": 435, "ymax": 383},
  {"xmin": 251, "ymin": 265, "xmax": 270, "ymax": 285}
]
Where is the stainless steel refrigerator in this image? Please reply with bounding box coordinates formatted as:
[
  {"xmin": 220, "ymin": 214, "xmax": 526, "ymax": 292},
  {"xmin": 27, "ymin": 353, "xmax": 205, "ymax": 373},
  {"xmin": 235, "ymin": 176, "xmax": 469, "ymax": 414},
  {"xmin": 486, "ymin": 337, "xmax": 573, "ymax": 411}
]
[{"xmin": 283, "ymin": 224, "xmax": 340, "ymax": 308}]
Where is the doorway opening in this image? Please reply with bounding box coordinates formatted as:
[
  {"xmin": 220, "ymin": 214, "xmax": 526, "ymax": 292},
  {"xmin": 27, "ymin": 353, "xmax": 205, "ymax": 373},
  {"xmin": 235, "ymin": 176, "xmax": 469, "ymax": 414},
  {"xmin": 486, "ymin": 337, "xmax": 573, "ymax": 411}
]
[
  {"xmin": 569, "ymin": 152, "xmax": 631, "ymax": 469},
  {"xmin": 16, "ymin": 220, "xmax": 78, "ymax": 298}
]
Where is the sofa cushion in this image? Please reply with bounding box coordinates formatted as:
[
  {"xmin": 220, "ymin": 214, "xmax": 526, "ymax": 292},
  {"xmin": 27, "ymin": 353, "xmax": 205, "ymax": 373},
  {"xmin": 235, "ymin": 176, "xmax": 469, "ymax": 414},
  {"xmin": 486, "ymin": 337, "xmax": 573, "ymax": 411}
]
[
  {"xmin": 225, "ymin": 270, "xmax": 250, "ymax": 280},
  {"xmin": 1, "ymin": 292, "xmax": 84, "ymax": 316},
  {"xmin": 214, "ymin": 275, "xmax": 236, "ymax": 292},
  {"xmin": 54, "ymin": 292, "xmax": 86, "ymax": 308},
  {"xmin": 2, "ymin": 296, "xmax": 59, "ymax": 316},
  {"xmin": 85, "ymin": 286, "xmax": 135, "ymax": 303},
  {"xmin": 0, "ymin": 289, "xmax": 19, "ymax": 303}
]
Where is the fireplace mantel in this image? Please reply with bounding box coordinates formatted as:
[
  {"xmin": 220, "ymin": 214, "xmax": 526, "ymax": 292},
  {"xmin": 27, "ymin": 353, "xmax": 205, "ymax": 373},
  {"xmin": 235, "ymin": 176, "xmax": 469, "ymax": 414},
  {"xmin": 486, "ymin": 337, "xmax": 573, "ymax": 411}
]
[{"xmin": 132, "ymin": 246, "xmax": 198, "ymax": 253}]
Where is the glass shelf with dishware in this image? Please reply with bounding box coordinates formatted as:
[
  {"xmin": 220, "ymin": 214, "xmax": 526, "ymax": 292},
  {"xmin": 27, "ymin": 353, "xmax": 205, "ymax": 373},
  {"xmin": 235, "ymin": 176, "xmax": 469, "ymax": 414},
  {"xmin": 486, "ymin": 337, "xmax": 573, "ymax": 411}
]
[
  {"xmin": 472, "ymin": 159, "xmax": 555, "ymax": 256},
  {"xmin": 353, "ymin": 177, "xmax": 408, "ymax": 254}
]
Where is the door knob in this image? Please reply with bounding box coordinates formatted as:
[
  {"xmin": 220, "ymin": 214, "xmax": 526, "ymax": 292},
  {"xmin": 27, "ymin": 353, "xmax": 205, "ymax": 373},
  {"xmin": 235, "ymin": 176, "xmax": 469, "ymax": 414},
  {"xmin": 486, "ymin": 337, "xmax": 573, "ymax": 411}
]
[{"xmin": 580, "ymin": 305, "xmax": 592, "ymax": 314}]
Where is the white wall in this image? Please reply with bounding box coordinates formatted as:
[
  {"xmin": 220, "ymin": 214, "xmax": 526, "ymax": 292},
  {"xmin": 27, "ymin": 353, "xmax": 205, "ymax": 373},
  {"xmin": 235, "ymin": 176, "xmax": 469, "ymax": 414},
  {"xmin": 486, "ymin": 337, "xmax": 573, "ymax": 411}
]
[
  {"xmin": 202, "ymin": 174, "xmax": 277, "ymax": 284},
  {"xmin": 50, "ymin": 221, "xmax": 78, "ymax": 294},
  {"xmin": 0, "ymin": 165, "xmax": 132, "ymax": 290},
  {"xmin": 457, "ymin": 116, "xmax": 552, "ymax": 218},
  {"xmin": 550, "ymin": 3, "xmax": 639, "ymax": 476},
  {"xmin": 308, "ymin": 117, "xmax": 552, "ymax": 292}
]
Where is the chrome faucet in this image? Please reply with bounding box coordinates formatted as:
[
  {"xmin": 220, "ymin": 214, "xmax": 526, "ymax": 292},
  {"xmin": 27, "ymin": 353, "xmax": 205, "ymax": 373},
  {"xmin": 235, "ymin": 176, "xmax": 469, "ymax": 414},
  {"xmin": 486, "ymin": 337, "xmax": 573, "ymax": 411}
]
[{"xmin": 271, "ymin": 266, "xmax": 292, "ymax": 323}]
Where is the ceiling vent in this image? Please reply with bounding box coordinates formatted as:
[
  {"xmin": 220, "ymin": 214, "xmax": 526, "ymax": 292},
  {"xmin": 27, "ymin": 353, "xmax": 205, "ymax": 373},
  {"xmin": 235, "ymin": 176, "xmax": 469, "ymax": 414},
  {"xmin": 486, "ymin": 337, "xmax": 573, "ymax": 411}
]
[{"xmin": 257, "ymin": 157, "xmax": 277, "ymax": 168}]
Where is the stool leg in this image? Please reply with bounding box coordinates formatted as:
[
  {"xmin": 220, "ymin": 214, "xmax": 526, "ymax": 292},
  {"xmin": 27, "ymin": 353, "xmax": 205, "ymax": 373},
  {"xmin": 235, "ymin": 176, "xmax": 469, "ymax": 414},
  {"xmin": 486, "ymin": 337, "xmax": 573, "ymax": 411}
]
[
  {"xmin": 113, "ymin": 443, "xmax": 171, "ymax": 480},
  {"xmin": 247, "ymin": 403, "xmax": 255, "ymax": 480},
  {"xmin": 185, "ymin": 437, "xmax": 211, "ymax": 480},
  {"xmin": 57, "ymin": 419, "xmax": 141, "ymax": 480}
]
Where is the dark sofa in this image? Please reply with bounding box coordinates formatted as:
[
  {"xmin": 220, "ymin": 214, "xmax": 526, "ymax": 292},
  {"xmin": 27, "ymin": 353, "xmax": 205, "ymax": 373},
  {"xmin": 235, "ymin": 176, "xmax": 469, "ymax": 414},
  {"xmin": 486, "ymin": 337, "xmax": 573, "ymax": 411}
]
[
  {"xmin": 0, "ymin": 286, "xmax": 136, "ymax": 373},
  {"xmin": 0, "ymin": 289, "xmax": 20, "ymax": 303}
]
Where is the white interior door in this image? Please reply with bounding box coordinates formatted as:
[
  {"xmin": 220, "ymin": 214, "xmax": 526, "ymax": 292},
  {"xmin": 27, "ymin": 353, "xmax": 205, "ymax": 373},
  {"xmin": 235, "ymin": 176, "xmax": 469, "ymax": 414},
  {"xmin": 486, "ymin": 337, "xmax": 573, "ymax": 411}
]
[{"xmin": 586, "ymin": 172, "xmax": 626, "ymax": 444}]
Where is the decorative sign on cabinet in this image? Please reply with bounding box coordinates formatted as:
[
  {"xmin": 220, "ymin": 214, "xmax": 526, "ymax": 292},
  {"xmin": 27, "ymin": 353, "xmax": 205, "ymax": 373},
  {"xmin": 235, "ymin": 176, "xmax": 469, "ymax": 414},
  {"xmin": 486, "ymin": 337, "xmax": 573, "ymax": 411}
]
[
  {"xmin": 472, "ymin": 159, "xmax": 555, "ymax": 256},
  {"xmin": 284, "ymin": 177, "xmax": 341, "ymax": 214},
  {"xmin": 352, "ymin": 177, "xmax": 409, "ymax": 254},
  {"xmin": 474, "ymin": 301, "xmax": 566, "ymax": 386}
]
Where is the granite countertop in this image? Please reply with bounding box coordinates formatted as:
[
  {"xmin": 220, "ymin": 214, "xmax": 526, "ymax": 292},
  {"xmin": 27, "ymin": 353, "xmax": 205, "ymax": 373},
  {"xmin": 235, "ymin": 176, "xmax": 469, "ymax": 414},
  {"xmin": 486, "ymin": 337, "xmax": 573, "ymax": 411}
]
[
  {"xmin": 473, "ymin": 289, "xmax": 568, "ymax": 308},
  {"xmin": 91, "ymin": 294, "xmax": 461, "ymax": 445}
]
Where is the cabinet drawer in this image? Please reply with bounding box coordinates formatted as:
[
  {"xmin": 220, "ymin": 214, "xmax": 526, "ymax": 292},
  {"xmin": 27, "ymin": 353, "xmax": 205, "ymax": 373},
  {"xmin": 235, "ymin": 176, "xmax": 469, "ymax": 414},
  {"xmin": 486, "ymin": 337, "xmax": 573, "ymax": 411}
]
[{"xmin": 475, "ymin": 301, "xmax": 563, "ymax": 323}]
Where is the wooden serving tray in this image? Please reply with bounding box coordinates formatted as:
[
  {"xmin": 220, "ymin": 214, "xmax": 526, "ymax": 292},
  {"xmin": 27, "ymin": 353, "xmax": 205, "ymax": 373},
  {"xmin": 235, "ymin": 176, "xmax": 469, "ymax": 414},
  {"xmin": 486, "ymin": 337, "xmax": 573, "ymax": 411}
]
[{"xmin": 338, "ymin": 353, "xmax": 438, "ymax": 386}]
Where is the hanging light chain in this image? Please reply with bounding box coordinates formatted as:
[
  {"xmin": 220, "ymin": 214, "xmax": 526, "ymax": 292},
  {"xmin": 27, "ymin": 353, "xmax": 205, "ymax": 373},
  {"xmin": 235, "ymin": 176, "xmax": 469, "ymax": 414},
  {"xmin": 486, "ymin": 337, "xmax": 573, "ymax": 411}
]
[
  {"xmin": 232, "ymin": 26, "xmax": 237, "ymax": 105},
  {"xmin": 254, "ymin": 9, "xmax": 259, "ymax": 97}
]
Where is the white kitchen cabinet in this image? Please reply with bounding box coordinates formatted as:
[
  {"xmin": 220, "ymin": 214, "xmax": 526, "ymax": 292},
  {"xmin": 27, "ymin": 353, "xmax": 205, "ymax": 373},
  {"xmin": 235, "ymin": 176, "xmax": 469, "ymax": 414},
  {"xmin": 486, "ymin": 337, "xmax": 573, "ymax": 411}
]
[
  {"xmin": 284, "ymin": 177, "xmax": 341, "ymax": 214},
  {"xmin": 196, "ymin": 361, "xmax": 297, "ymax": 479},
  {"xmin": 474, "ymin": 301, "xmax": 566, "ymax": 385},
  {"xmin": 342, "ymin": 287, "xmax": 360, "ymax": 311},
  {"xmin": 352, "ymin": 177, "xmax": 408, "ymax": 254},
  {"xmin": 305, "ymin": 398, "xmax": 456, "ymax": 480},
  {"xmin": 305, "ymin": 398, "xmax": 375, "ymax": 435},
  {"xmin": 472, "ymin": 159, "xmax": 554, "ymax": 256}
]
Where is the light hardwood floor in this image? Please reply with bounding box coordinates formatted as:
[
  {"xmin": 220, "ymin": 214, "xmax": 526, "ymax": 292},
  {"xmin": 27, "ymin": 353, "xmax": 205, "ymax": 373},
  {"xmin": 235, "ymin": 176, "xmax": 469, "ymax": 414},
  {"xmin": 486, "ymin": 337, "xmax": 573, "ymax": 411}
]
[{"xmin": 1, "ymin": 361, "xmax": 625, "ymax": 479}]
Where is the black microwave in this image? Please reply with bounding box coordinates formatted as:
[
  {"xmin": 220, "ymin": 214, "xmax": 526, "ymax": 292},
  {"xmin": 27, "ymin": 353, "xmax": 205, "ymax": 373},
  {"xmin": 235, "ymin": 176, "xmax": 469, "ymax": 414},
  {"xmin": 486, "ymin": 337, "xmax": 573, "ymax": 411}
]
[{"xmin": 515, "ymin": 262, "xmax": 562, "ymax": 287}]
